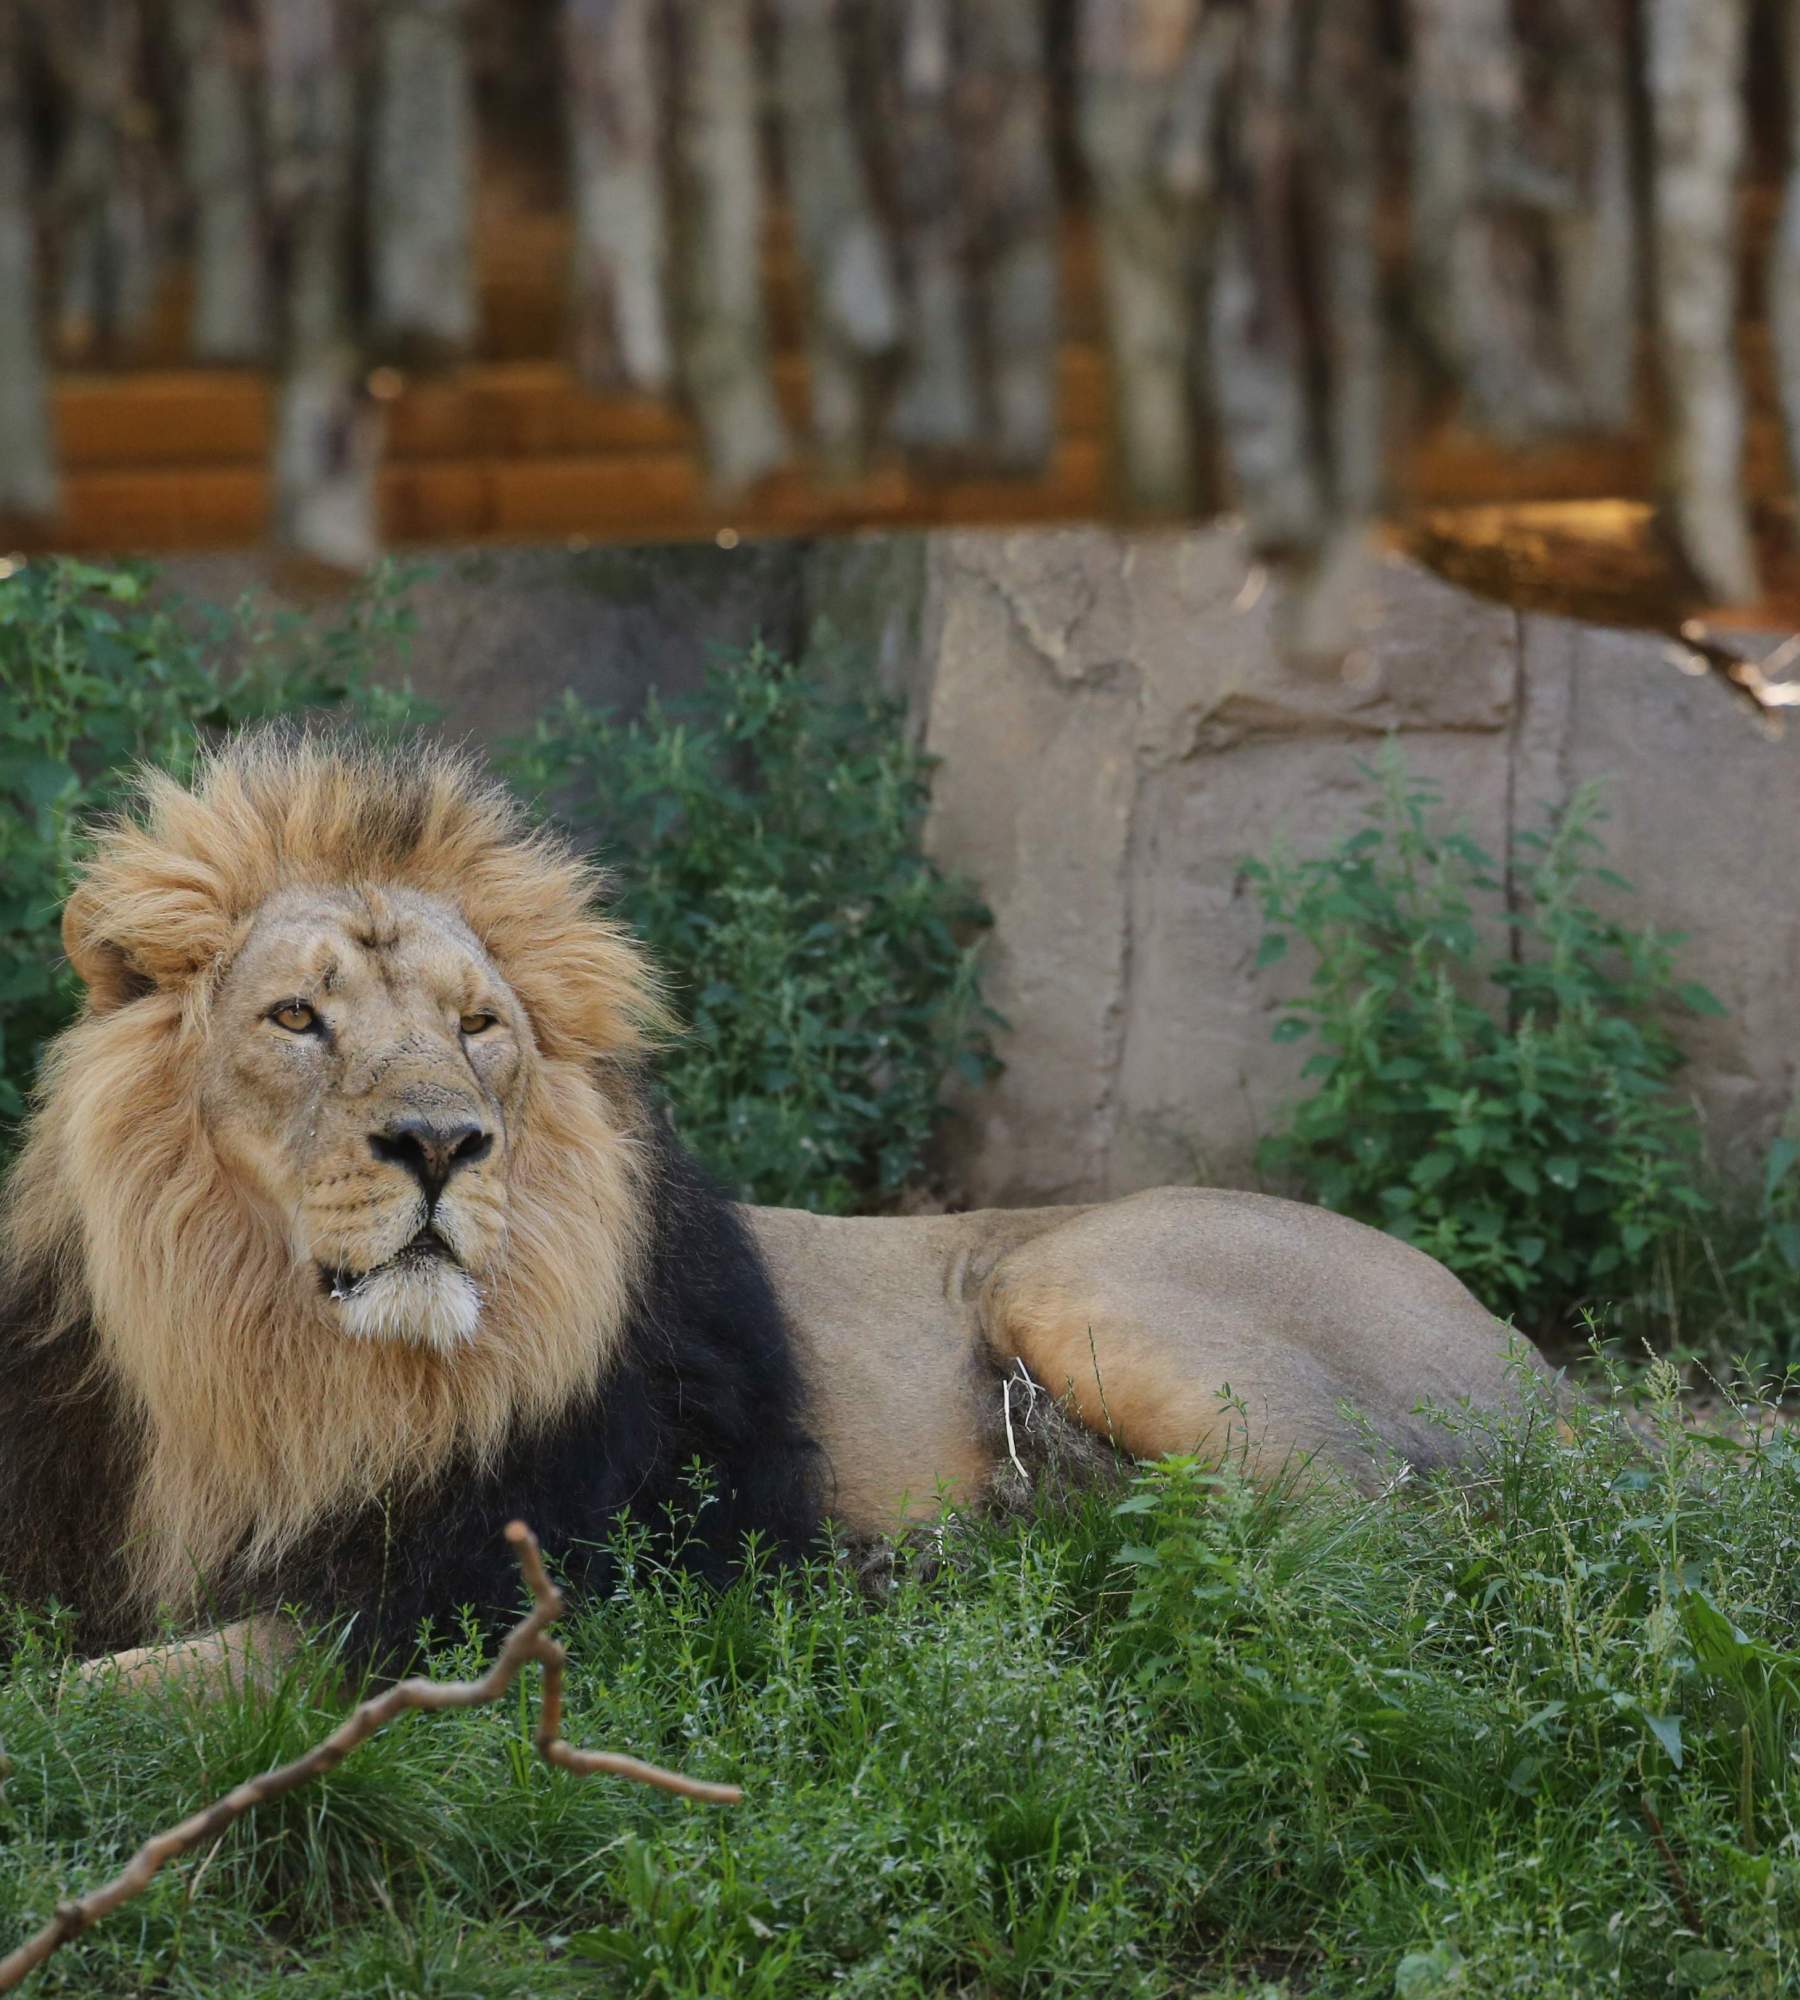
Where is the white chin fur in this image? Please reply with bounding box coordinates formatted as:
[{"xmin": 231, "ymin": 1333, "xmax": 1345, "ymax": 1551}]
[{"xmin": 338, "ymin": 1261, "xmax": 482, "ymax": 1352}]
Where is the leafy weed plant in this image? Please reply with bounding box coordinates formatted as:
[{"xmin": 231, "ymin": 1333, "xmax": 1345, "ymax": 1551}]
[
  {"xmin": 1246, "ymin": 746, "xmax": 1723, "ymax": 1333},
  {"xmin": 506, "ymin": 640, "xmax": 998, "ymax": 1210}
]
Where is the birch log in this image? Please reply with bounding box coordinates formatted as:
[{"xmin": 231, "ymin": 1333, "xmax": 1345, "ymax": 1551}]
[
  {"xmin": 174, "ymin": 0, "xmax": 266, "ymax": 361},
  {"xmin": 46, "ymin": 0, "xmax": 161, "ymax": 354},
  {"xmin": 1288, "ymin": 0, "xmax": 1383, "ymax": 664},
  {"xmin": 1771, "ymin": 0, "xmax": 1800, "ymax": 518},
  {"xmin": 1645, "ymin": 0, "xmax": 1756, "ymax": 605},
  {"xmin": 1209, "ymin": 0, "xmax": 1322, "ymax": 561},
  {"xmin": 959, "ymin": 0, "xmax": 1057, "ymax": 473},
  {"xmin": 1076, "ymin": 0, "xmax": 1215, "ymax": 513},
  {"xmin": 263, "ymin": 0, "xmax": 380, "ymax": 570},
  {"xmin": 772, "ymin": 0, "xmax": 899, "ymax": 472},
  {"xmin": 1547, "ymin": 0, "xmax": 1636, "ymax": 430},
  {"xmin": 888, "ymin": 0, "xmax": 980, "ymax": 457},
  {"xmin": 1408, "ymin": 0, "xmax": 1575, "ymax": 438},
  {"xmin": 370, "ymin": 0, "xmax": 476, "ymax": 362},
  {"xmin": 671, "ymin": 0, "xmax": 788, "ymax": 490},
  {"xmin": 0, "ymin": 0, "xmax": 55, "ymax": 517},
  {"xmin": 562, "ymin": 0, "xmax": 672, "ymax": 395}
]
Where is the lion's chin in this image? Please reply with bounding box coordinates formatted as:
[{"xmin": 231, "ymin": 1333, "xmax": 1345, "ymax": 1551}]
[{"xmin": 334, "ymin": 1258, "xmax": 483, "ymax": 1353}]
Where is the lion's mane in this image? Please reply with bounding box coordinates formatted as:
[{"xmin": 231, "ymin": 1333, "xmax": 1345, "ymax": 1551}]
[{"xmin": 0, "ymin": 730, "xmax": 819, "ymax": 1656}]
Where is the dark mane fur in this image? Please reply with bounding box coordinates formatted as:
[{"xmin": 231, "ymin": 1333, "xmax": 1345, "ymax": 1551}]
[{"xmin": 0, "ymin": 1127, "xmax": 822, "ymax": 1664}]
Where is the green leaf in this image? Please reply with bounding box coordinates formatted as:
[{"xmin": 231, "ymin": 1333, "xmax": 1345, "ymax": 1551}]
[
  {"xmin": 1544, "ymin": 1156, "xmax": 1581, "ymax": 1190},
  {"xmin": 1271, "ymin": 1016, "xmax": 1311, "ymax": 1044},
  {"xmin": 1395, "ymin": 1943, "xmax": 1465, "ymax": 1999},
  {"xmin": 1640, "ymin": 1711, "xmax": 1683, "ymax": 1768},
  {"xmin": 1674, "ymin": 980, "xmax": 1728, "ymax": 1017},
  {"xmin": 1254, "ymin": 930, "xmax": 1288, "ymax": 969}
]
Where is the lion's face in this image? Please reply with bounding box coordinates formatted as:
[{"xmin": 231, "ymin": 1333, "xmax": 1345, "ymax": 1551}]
[
  {"xmin": 202, "ymin": 883, "xmax": 534, "ymax": 1353},
  {"xmin": 6, "ymin": 732, "xmax": 664, "ymax": 1609}
]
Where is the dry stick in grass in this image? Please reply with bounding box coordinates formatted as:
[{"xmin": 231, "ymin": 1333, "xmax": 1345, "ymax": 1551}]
[{"xmin": 0, "ymin": 1520, "xmax": 741, "ymax": 1994}]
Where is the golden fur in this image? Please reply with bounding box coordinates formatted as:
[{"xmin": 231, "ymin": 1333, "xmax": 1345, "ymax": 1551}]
[{"xmin": 5, "ymin": 731, "xmax": 665, "ymax": 1618}]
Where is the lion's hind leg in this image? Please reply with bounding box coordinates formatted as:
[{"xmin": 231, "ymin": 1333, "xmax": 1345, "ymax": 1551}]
[{"xmin": 979, "ymin": 1187, "xmax": 1535, "ymax": 1486}]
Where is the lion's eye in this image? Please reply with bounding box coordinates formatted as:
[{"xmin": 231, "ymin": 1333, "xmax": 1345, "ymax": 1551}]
[
  {"xmin": 459, "ymin": 1011, "xmax": 497, "ymax": 1036},
  {"xmin": 270, "ymin": 1002, "xmax": 317, "ymax": 1034}
]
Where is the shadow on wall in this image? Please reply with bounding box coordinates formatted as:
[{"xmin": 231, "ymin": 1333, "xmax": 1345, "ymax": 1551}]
[{"xmin": 158, "ymin": 535, "xmax": 933, "ymax": 749}]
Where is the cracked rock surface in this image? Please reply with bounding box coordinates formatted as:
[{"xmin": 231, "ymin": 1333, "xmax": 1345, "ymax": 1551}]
[{"xmin": 911, "ymin": 525, "xmax": 1800, "ymax": 1203}]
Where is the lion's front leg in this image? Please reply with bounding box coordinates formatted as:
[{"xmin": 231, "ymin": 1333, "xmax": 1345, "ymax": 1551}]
[{"xmin": 76, "ymin": 1616, "xmax": 298, "ymax": 1696}]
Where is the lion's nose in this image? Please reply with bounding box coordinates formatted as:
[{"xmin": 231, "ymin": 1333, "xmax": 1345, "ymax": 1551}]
[{"xmin": 370, "ymin": 1117, "xmax": 493, "ymax": 1201}]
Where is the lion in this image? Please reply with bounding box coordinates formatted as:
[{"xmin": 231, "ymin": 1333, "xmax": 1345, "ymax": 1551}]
[{"xmin": 0, "ymin": 729, "xmax": 1547, "ymax": 1686}]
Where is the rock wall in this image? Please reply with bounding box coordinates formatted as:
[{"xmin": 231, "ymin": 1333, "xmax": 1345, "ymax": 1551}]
[{"xmin": 911, "ymin": 528, "xmax": 1800, "ymax": 1203}]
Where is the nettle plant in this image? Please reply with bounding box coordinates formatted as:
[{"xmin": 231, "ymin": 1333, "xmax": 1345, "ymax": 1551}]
[
  {"xmin": 1245, "ymin": 745, "xmax": 1722, "ymax": 1328},
  {"xmin": 0, "ymin": 558, "xmax": 418, "ymax": 1128},
  {"xmin": 507, "ymin": 640, "xmax": 999, "ymax": 1212}
]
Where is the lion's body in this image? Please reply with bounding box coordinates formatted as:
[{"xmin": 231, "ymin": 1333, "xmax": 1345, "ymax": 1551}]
[
  {"xmin": 0, "ymin": 730, "xmax": 1546, "ymax": 1680},
  {"xmin": 753, "ymin": 1189, "xmax": 1542, "ymax": 1526}
]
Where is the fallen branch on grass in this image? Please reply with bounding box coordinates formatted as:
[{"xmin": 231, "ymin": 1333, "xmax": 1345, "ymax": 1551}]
[{"xmin": 0, "ymin": 1520, "xmax": 740, "ymax": 1993}]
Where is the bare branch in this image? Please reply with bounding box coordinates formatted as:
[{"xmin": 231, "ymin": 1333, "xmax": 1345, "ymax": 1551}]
[{"xmin": 0, "ymin": 1521, "xmax": 741, "ymax": 1994}]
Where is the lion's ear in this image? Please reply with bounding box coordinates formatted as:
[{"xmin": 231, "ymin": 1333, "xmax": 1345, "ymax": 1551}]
[{"xmin": 63, "ymin": 883, "xmax": 160, "ymax": 1011}]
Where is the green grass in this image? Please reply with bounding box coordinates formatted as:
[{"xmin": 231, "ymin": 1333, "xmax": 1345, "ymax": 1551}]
[{"xmin": 6, "ymin": 1359, "xmax": 1800, "ymax": 1998}]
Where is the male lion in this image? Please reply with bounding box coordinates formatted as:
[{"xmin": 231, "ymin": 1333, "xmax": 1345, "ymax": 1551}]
[{"xmin": 0, "ymin": 731, "xmax": 1545, "ymax": 1684}]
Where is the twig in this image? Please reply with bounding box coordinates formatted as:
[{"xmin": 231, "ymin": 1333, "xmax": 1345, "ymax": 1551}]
[
  {"xmin": 0, "ymin": 1520, "xmax": 739, "ymax": 1993},
  {"xmin": 1001, "ymin": 1356, "xmax": 1041, "ymax": 1485},
  {"xmin": 1638, "ymin": 1790, "xmax": 1705, "ymax": 1936}
]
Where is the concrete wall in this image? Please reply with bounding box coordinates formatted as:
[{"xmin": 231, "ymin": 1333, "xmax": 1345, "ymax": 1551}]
[{"xmin": 163, "ymin": 527, "xmax": 1800, "ymax": 1203}]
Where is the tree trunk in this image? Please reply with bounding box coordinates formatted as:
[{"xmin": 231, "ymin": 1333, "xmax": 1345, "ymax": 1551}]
[
  {"xmin": 561, "ymin": 0, "xmax": 672, "ymax": 395},
  {"xmin": 959, "ymin": 0, "xmax": 1058, "ymax": 473},
  {"xmin": 1408, "ymin": 0, "xmax": 1577, "ymax": 438},
  {"xmin": 671, "ymin": 0, "xmax": 788, "ymax": 491},
  {"xmin": 1547, "ymin": 0, "xmax": 1637, "ymax": 430},
  {"xmin": 174, "ymin": 0, "xmax": 267, "ymax": 362},
  {"xmin": 1645, "ymin": 0, "xmax": 1756, "ymax": 603},
  {"xmin": 370, "ymin": 0, "xmax": 476, "ymax": 363},
  {"xmin": 1209, "ymin": 0, "xmax": 1322, "ymax": 561},
  {"xmin": 1288, "ymin": 0, "xmax": 1383, "ymax": 664},
  {"xmin": 262, "ymin": 0, "xmax": 379, "ymax": 570},
  {"xmin": 45, "ymin": 0, "xmax": 161, "ymax": 355},
  {"xmin": 771, "ymin": 0, "xmax": 900, "ymax": 474},
  {"xmin": 1075, "ymin": 0, "xmax": 1222, "ymax": 514},
  {"xmin": 0, "ymin": 0, "xmax": 55, "ymax": 517},
  {"xmin": 887, "ymin": 0, "xmax": 980, "ymax": 458},
  {"xmin": 1771, "ymin": 0, "xmax": 1800, "ymax": 521}
]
